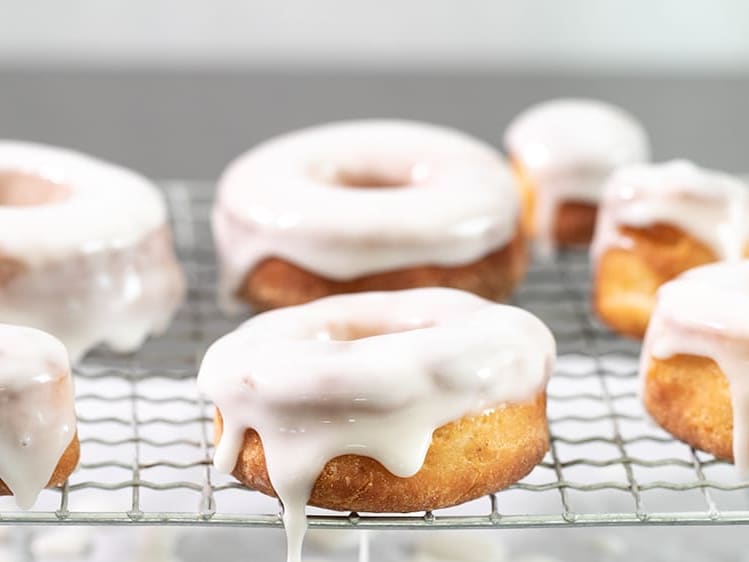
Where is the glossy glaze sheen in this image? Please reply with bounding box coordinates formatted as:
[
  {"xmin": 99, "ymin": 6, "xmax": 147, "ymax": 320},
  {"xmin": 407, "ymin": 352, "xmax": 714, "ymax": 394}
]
[
  {"xmin": 0, "ymin": 324, "xmax": 76, "ymax": 509},
  {"xmin": 504, "ymin": 98, "xmax": 649, "ymax": 253},
  {"xmin": 642, "ymin": 262, "xmax": 749, "ymax": 471},
  {"xmin": 213, "ymin": 120, "xmax": 519, "ymax": 313},
  {"xmin": 0, "ymin": 141, "xmax": 185, "ymax": 361},
  {"xmin": 591, "ymin": 160, "xmax": 749, "ymax": 263},
  {"xmin": 198, "ymin": 288, "xmax": 555, "ymax": 562}
]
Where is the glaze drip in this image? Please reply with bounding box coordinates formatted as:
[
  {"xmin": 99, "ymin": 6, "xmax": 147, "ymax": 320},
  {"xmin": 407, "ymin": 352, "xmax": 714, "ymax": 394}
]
[
  {"xmin": 213, "ymin": 120, "xmax": 519, "ymax": 313},
  {"xmin": 592, "ymin": 160, "xmax": 749, "ymax": 263},
  {"xmin": 0, "ymin": 324, "xmax": 76, "ymax": 509},
  {"xmin": 198, "ymin": 288, "xmax": 555, "ymax": 562},
  {"xmin": 0, "ymin": 141, "xmax": 186, "ymax": 361}
]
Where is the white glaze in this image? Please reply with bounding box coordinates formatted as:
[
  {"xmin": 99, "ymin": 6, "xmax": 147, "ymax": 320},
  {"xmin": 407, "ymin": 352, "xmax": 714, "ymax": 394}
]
[
  {"xmin": 0, "ymin": 141, "xmax": 186, "ymax": 362},
  {"xmin": 592, "ymin": 160, "xmax": 749, "ymax": 263},
  {"xmin": 504, "ymin": 98, "xmax": 650, "ymax": 254},
  {"xmin": 0, "ymin": 323, "xmax": 76, "ymax": 509},
  {"xmin": 213, "ymin": 120, "xmax": 519, "ymax": 313},
  {"xmin": 197, "ymin": 288, "xmax": 555, "ymax": 562},
  {"xmin": 641, "ymin": 261, "xmax": 749, "ymax": 472}
]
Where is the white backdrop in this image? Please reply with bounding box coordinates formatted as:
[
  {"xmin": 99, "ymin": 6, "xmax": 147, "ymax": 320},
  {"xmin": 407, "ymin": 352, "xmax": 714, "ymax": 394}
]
[{"xmin": 1, "ymin": 0, "xmax": 748, "ymax": 70}]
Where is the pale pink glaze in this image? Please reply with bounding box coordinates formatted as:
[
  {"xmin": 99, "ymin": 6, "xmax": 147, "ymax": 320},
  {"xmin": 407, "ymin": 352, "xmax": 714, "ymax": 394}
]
[
  {"xmin": 0, "ymin": 323, "xmax": 77, "ymax": 509},
  {"xmin": 642, "ymin": 261, "xmax": 749, "ymax": 473},
  {"xmin": 504, "ymin": 98, "xmax": 650, "ymax": 254},
  {"xmin": 213, "ymin": 120, "xmax": 519, "ymax": 313},
  {"xmin": 0, "ymin": 141, "xmax": 185, "ymax": 361},
  {"xmin": 198, "ymin": 288, "xmax": 555, "ymax": 562},
  {"xmin": 592, "ymin": 160, "xmax": 749, "ymax": 264}
]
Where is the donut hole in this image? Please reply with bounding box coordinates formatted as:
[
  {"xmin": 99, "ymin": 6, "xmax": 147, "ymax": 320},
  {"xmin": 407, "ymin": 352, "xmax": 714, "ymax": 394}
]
[
  {"xmin": 321, "ymin": 320, "xmax": 434, "ymax": 341},
  {"xmin": 0, "ymin": 171, "xmax": 71, "ymax": 207},
  {"xmin": 324, "ymin": 162, "xmax": 430, "ymax": 189}
]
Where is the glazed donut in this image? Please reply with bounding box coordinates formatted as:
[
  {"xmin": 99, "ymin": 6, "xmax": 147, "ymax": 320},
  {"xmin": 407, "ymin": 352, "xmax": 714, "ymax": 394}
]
[
  {"xmin": 641, "ymin": 261, "xmax": 749, "ymax": 470},
  {"xmin": 213, "ymin": 120, "xmax": 526, "ymax": 313},
  {"xmin": 504, "ymin": 98, "xmax": 649, "ymax": 253},
  {"xmin": 0, "ymin": 323, "xmax": 79, "ymax": 509},
  {"xmin": 592, "ymin": 160, "xmax": 749, "ymax": 338},
  {"xmin": 197, "ymin": 288, "xmax": 555, "ymax": 561},
  {"xmin": 0, "ymin": 142, "xmax": 186, "ymax": 361}
]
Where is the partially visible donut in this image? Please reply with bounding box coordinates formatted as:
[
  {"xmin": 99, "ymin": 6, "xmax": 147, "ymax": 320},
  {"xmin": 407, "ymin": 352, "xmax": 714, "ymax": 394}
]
[
  {"xmin": 504, "ymin": 98, "xmax": 649, "ymax": 253},
  {"xmin": 213, "ymin": 120, "xmax": 526, "ymax": 313},
  {"xmin": 641, "ymin": 261, "xmax": 749, "ymax": 468},
  {"xmin": 0, "ymin": 142, "xmax": 186, "ymax": 361},
  {"xmin": 592, "ymin": 160, "xmax": 749, "ymax": 338},
  {"xmin": 0, "ymin": 323, "xmax": 79, "ymax": 509}
]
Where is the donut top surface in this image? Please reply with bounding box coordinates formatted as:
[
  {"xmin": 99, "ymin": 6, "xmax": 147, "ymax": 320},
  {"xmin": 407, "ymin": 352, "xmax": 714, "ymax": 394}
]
[
  {"xmin": 592, "ymin": 160, "xmax": 749, "ymax": 261},
  {"xmin": 0, "ymin": 324, "xmax": 77, "ymax": 508},
  {"xmin": 0, "ymin": 323, "xmax": 70, "ymax": 383},
  {"xmin": 213, "ymin": 120, "xmax": 520, "ymax": 312},
  {"xmin": 649, "ymin": 261, "xmax": 749, "ymax": 341},
  {"xmin": 504, "ymin": 98, "xmax": 649, "ymax": 173},
  {"xmin": 643, "ymin": 261, "xmax": 749, "ymax": 471},
  {"xmin": 199, "ymin": 288, "xmax": 554, "ymax": 415},
  {"xmin": 0, "ymin": 141, "xmax": 185, "ymax": 362},
  {"xmin": 198, "ymin": 288, "xmax": 555, "ymax": 561},
  {"xmin": 0, "ymin": 141, "xmax": 167, "ymax": 264}
]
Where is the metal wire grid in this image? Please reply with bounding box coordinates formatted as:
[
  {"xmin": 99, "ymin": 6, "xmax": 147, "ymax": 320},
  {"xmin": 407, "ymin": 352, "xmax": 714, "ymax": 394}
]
[{"xmin": 1, "ymin": 181, "xmax": 748, "ymax": 529}]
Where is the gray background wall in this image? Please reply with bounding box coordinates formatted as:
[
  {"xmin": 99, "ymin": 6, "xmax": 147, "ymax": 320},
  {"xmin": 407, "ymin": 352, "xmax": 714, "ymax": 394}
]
[
  {"xmin": 3, "ymin": 69, "xmax": 748, "ymax": 179},
  {"xmin": 1, "ymin": 0, "xmax": 748, "ymax": 179}
]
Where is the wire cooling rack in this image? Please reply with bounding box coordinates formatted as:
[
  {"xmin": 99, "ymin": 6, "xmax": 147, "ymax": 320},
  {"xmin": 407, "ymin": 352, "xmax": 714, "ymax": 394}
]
[{"xmin": 2, "ymin": 181, "xmax": 748, "ymax": 530}]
